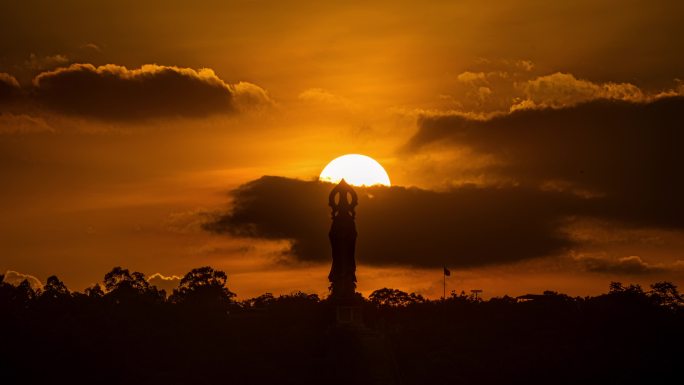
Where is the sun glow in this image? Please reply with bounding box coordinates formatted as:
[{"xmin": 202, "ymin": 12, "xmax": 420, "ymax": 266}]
[{"xmin": 319, "ymin": 154, "xmax": 391, "ymax": 186}]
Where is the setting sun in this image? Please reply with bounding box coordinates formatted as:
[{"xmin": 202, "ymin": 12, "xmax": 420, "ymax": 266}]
[{"xmin": 319, "ymin": 154, "xmax": 391, "ymax": 186}]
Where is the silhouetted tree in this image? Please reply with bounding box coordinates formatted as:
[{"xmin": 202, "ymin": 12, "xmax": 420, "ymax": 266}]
[
  {"xmin": 488, "ymin": 295, "xmax": 518, "ymax": 305},
  {"xmin": 648, "ymin": 281, "xmax": 683, "ymax": 310},
  {"xmin": 0, "ymin": 274, "xmax": 12, "ymax": 307},
  {"xmin": 274, "ymin": 291, "xmax": 320, "ymax": 305},
  {"xmin": 369, "ymin": 288, "xmax": 425, "ymax": 307},
  {"xmin": 170, "ymin": 266, "xmax": 235, "ymax": 308},
  {"xmin": 103, "ymin": 267, "xmax": 165, "ymax": 304},
  {"xmin": 609, "ymin": 281, "xmax": 625, "ymax": 293},
  {"xmin": 243, "ymin": 292, "xmax": 275, "ymax": 308},
  {"xmin": 41, "ymin": 275, "xmax": 70, "ymax": 300},
  {"xmin": 16, "ymin": 279, "xmax": 36, "ymax": 301},
  {"xmin": 2, "ymin": 267, "xmax": 682, "ymax": 385},
  {"xmin": 609, "ymin": 281, "xmax": 644, "ymax": 296},
  {"xmin": 104, "ymin": 266, "xmax": 148, "ymax": 292},
  {"xmin": 84, "ymin": 283, "xmax": 104, "ymax": 299},
  {"xmin": 449, "ymin": 289, "xmax": 471, "ymax": 301}
]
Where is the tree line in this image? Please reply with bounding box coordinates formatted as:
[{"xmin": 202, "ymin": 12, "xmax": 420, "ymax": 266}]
[
  {"xmin": 1, "ymin": 266, "xmax": 682, "ymax": 385},
  {"xmin": 4, "ymin": 265, "xmax": 682, "ymax": 311}
]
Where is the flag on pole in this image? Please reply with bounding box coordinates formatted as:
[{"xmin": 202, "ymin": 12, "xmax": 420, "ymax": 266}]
[{"xmin": 443, "ymin": 267, "xmax": 451, "ymax": 276}]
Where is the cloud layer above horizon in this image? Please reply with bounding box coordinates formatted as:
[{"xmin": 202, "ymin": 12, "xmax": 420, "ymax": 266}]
[
  {"xmin": 2, "ymin": 0, "xmax": 684, "ymax": 295},
  {"xmin": 407, "ymin": 97, "xmax": 684, "ymax": 229},
  {"xmin": 205, "ymin": 96, "xmax": 684, "ymax": 274},
  {"xmin": 204, "ymin": 176, "xmax": 582, "ymax": 268},
  {"xmin": 0, "ymin": 64, "xmax": 271, "ymax": 121}
]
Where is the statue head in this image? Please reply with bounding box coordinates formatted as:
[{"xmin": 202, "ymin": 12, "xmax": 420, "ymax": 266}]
[{"xmin": 328, "ymin": 179, "xmax": 358, "ymax": 218}]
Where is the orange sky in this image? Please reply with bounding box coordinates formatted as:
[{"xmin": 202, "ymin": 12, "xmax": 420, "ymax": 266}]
[{"xmin": 1, "ymin": 0, "xmax": 683, "ymax": 299}]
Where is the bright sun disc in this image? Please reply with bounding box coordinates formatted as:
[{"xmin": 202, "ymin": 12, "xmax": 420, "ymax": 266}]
[{"xmin": 319, "ymin": 154, "xmax": 391, "ymax": 186}]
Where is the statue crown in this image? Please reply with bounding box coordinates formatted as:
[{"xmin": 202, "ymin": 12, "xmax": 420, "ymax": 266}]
[{"xmin": 329, "ymin": 179, "xmax": 358, "ymax": 218}]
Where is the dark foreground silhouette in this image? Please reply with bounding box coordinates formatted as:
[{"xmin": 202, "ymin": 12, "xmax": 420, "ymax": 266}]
[{"xmin": 1, "ymin": 267, "xmax": 682, "ymax": 385}]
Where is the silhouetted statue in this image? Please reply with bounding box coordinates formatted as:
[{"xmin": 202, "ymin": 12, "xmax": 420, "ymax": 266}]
[{"xmin": 328, "ymin": 179, "xmax": 358, "ymax": 300}]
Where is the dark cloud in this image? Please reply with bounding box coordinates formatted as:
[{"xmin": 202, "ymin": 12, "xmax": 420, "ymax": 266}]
[
  {"xmin": 0, "ymin": 64, "xmax": 272, "ymax": 121},
  {"xmin": 204, "ymin": 176, "xmax": 589, "ymax": 268},
  {"xmin": 23, "ymin": 53, "xmax": 70, "ymax": 72},
  {"xmin": 0, "ymin": 113, "xmax": 53, "ymax": 134},
  {"xmin": 406, "ymin": 97, "xmax": 684, "ymax": 230},
  {"xmin": 164, "ymin": 208, "xmax": 215, "ymax": 234},
  {"xmin": 447, "ymin": 70, "xmax": 654, "ymax": 113},
  {"xmin": 576, "ymin": 255, "xmax": 666, "ymax": 275},
  {"xmin": 29, "ymin": 64, "xmax": 271, "ymax": 120},
  {"xmin": 0, "ymin": 73, "xmax": 21, "ymax": 102}
]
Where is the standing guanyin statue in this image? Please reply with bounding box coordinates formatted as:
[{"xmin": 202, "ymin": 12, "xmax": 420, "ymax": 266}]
[{"xmin": 327, "ymin": 179, "xmax": 358, "ymax": 300}]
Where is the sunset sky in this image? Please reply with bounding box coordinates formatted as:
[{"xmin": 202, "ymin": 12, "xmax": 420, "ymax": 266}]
[{"xmin": 1, "ymin": 0, "xmax": 683, "ymax": 299}]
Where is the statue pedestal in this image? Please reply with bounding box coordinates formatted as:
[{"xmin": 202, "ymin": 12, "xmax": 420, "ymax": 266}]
[
  {"xmin": 332, "ymin": 293, "xmax": 363, "ymax": 325},
  {"xmin": 336, "ymin": 305, "xmax": 363, "ymax": 325}
]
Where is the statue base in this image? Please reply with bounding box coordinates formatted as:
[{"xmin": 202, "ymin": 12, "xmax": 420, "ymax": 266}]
[
  {"xmin": 330, "ymin": 291, "xmax": 363, "ymax": 326},
  {"xmin": 335, "ymin": 305, "xmax": 363, "ymax": 325}
]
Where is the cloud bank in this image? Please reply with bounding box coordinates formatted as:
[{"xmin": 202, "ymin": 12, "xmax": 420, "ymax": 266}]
[
  {"xmin": 576, "ymin": 255, "xmax": 667, "ymax": 275},
  {"xmin": 511, "ymin": 72, "xmax": 648, "ymax": 111},
  {"xmin": 445, "ymin": 64, "xmax": 682, "ymax": 114},
  {"xmin": 0, "ymin": 113, "xmax": 53, "ymax": 134},
  {"xmin": 407, "ymin": 96, "xmax": 684, "ymax": 231},
  {"xmin": 204, "ymin": 97, "xmax": 684, "ymax": 270},
  {"xmin": 0, "ymin": 73, "xmax": 21, "ymax": 102},
  {"xmin": 205, "ymin": 176, "xmax": 589, "ymax": 268},
  {"xmin": 1, "ymin": 64, "xmax": 272, "ymax": 121}
]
